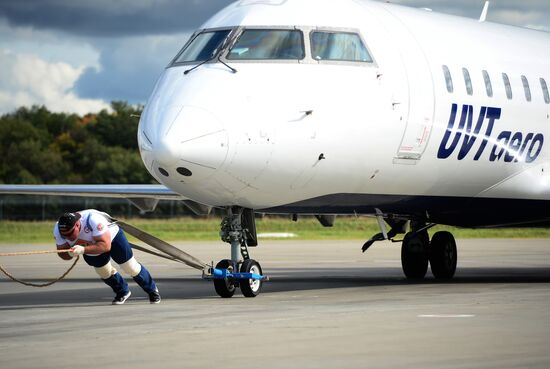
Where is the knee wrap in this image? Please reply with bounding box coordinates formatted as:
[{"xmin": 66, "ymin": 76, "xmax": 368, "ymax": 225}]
[
  {"xmin": 120, "ymin": 257, "xmax": 142, "ymax": 277},
  {"xmin": 94, "ymin": 262, "xmax": 116, "ymax": 279}
]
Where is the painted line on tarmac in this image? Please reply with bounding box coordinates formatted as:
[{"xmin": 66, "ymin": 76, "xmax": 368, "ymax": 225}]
[{"xmin": 418, "ymin": 314, "xmax": 475, "ymax": 318}]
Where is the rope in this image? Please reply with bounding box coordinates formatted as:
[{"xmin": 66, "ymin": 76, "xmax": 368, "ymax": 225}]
[
  {"xmin": 0, "ymin": 250, "xmax": 79, "ymax": 287},
  {"xmin": 0, "ymin": 249, "xmax": 73, "ymax": 257}
]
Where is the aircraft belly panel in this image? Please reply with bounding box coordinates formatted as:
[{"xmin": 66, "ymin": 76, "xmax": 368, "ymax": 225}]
[{"xmin": 259, "ymin": 193, "xmax": 550, "ymax": 227}]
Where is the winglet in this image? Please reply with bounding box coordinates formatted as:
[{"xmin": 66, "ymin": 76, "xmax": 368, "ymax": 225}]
[{"xmin": 479, "ymin": 1, "xmax": 490, "ymax": 22}]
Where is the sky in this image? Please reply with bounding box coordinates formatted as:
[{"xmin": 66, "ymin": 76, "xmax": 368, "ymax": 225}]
[{"xmin": 0, "ymin": 0, "xmax": 548, "ymax": 115}]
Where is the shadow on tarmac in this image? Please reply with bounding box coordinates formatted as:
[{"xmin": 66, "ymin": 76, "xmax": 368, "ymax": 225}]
[{"xmin": 1, "ymin": 266, "xmax": 550, "ymax": 310}]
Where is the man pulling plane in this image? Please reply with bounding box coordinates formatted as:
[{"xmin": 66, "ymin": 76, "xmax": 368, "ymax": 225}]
[{"xmin": 54, "ymin": 209, "xmax": 161, "ymax": 305}]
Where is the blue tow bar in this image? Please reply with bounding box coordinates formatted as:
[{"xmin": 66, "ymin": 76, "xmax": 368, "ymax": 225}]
[{"xmin": 203, "ymin": 267, "xmax": 268, "ymax": 281}]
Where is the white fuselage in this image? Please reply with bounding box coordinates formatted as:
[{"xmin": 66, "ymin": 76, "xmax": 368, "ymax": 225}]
[{"xmin": 138, "ymin": 0, "xmax": 550, "ymax": 226}]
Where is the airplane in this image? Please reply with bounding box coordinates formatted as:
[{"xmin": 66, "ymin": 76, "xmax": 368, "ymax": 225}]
[{"xmin": 1, "ymin": 0, "xmax": 549, "ymax": 298}]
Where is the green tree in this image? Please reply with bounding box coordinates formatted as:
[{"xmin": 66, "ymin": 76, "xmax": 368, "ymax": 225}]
[
  {"xmin": 0, "ymin": 102, "xmax": 153, "ymax": 185},
  {"xmin": 87, "ymin": 101, "xmax": 143, "ymax": 150},
  {"xmin": 0, "ymin": 117, "xmax": 69, "ymax": 184}
]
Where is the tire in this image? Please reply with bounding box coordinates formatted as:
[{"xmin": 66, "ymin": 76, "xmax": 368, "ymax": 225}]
[
  {"xmin": 401, "ymin": 231, "xmax": 429, "ymax": 279},
  {"xmin": 213, "ymin": 259, "xmax": 236, "ymax": 298},
  {"xmin": 240, "ymin": 259, "xmax": 263, "ymax": 298},
  {"xmin": 429, "ymin": 231, "xmax": 457, "ymax": 279}
]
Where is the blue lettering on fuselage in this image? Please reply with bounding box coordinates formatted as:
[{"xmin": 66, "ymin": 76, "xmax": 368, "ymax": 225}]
[{"xmin": 437, "ymin": 104, "xmax": 544, "ymax": 163}]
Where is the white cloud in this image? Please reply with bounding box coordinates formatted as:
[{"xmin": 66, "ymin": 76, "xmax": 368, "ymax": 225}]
[
  {"xmin": 525, "ymin": 24, "xmax": 550, "ymax": 32},
  {"xmin": 0, "ymin": 19, "xmax": 101, "ymax": 70},
  {"xmin": 391, "ymin": 1, "xmax": 550, "ymax": 30},
  {"xmin": 75, "ymin": 32, "xmax": 192, "ymax": 103},
  {"xmin": 0, "ymin": 50, "xmax": 109, "ymax": 115},
  {"xmin": 492, "ymin": 9, "xmax": 548, "ymax": 30}
]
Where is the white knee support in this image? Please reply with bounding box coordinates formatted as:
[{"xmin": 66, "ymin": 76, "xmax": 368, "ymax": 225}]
[
  {"xmin": 120, "ymin": 257, "xmax": 142, "ymax": 277},
  {"xmin": 94, "ymin": 262, "xmax": 117, "ymax": 279}
]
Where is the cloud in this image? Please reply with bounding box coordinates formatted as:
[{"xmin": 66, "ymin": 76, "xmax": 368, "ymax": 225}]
[
  {"xmin": 0, "ymin": 0, "xmax": 233, "ymax": 37},
  {"xmin": 0, "ymin": 50, "xmax": 109, "ymax": 115},
  {"xmin": 75, "ymin": 32, "xmax": 192, "ymax": 103},
  {"xmin": 492, "ymin": 9, "xmax": 548, "ymax": 30},
  {"xmin": 392, "ymin": 0, "xmax": 550, "ymax": 30},
  {"xmin": 0, "ymin": 18, "xmax": 100, "ymax": 70}
]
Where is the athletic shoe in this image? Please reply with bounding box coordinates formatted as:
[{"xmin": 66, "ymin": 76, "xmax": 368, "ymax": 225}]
[
  {"xmin": 112, "ymin": 290, "xmax": 131, "ymax": 305},
  {"xmin": 149, "ymin": 289, "xmax": 161, "ymax": 304}
]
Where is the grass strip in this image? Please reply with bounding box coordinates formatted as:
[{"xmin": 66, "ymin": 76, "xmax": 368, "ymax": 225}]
[{"xmin": 1, "ymin": 216, "xmax": 550, "ymax": 244}]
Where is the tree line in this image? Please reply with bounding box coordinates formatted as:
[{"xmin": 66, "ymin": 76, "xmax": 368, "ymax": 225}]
[{"xmin": 0, "ymin": 102, "xmax": 155, "ymax": 185}]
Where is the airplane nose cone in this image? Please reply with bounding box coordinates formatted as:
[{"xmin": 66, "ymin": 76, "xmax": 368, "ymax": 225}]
[{"xmin": 151, "ymin": 106, "xmax": 228, "ymax": 181}]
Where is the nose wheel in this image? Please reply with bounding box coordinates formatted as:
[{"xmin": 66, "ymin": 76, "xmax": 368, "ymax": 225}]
[
  {"xmin": 213, "ymin": 259, "xmax": 237, "ymax": 298},
  {"xmin": 240, "ymin": 259, "xmax": 263, "ymax": 297},
  {"xmin": 211, "ymin": 258, "xmax": 264, "ymax": 298},
  {"xmin": 212, "ymin": 207, "xmax": 266, "ymax": 298}
]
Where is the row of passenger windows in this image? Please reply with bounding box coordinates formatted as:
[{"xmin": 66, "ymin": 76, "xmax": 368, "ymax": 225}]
[
  {"xmin": 442, "ymin": 65, "xmax": 550, "ymax": 104},
  {"xmin": 173, "ymin": 28, "xmax": 373, "ymax": 64}
]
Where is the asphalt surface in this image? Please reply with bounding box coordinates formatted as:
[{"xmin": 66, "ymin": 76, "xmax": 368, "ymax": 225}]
[{"xmin": 1, "ymin": 238, "xmax": 550, "ymax": 369}]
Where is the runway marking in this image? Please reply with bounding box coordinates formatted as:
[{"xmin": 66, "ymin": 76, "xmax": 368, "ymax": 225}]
[
  {"xmin": 418, "ymin": 314, "xmax": 475, "ymax": 318},
  {"xmin": 257, "ymin": 232, "xmax": 297, "ymax": 238}
]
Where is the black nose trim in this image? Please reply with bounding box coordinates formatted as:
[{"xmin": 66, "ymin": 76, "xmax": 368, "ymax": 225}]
[{"xmin": 176, "ymin": 167, "xmax": 192, "ymax": 177}]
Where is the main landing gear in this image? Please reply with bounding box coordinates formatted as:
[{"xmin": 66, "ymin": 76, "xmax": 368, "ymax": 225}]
[
  {"xmin": 363, "ymin": 216, "xmax": 457, "ymax": 280},
  {"xmin": 211, "ymin": 207, "xmax": 266, "ymax": 298}
]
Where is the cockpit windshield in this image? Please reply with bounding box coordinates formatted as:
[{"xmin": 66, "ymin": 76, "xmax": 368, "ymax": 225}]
[
  {"xmin": 169, "ymin": 27, "xmax": 374, "ymax": 68},
  {"xmin": 227, "ymin": 29, "xmax": 304, "ymax": 60},
  {"xmin": 173, "ymin": 29, "xmax": 231, "ymax": 63},
  {"xmin": 311, "ymin": 31, "xmax": 372, "ymax": 62}
]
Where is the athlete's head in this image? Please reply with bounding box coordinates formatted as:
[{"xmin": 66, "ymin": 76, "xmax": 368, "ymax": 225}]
[{"xmin": 58, "ymin": 212, "xmax": 81, "ymax": 236}]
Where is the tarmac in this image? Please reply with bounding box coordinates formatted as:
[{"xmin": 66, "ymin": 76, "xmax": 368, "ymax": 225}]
[{"xmin": 1, "ymin": 238, "xmax": 550, "ymax": 369}]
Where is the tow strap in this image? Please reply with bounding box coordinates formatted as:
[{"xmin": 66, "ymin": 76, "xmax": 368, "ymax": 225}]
[{"xmin": 115, "ymin": 220, "xmax": 208, "ymax": 271}]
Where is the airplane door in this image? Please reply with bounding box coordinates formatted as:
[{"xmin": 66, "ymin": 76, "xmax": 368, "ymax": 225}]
[{"xmin": 392, "ymin": 24, "xmax": 435, "ymax": 161}]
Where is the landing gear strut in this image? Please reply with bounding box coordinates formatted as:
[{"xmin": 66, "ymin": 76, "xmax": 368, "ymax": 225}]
[{"xmin": 212, "ymin": 207, "xmax": 265, "ymax": 298}]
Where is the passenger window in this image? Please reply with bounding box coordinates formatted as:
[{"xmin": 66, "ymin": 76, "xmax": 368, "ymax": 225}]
[
  {"xmin": 173, "ymin": 29, "xmax": 232, "ymax": 63},
  {"xmin": 310, "ymin": 31, "xmax": 372, "ymax": 62},
  {"xmin": 502, "ymin": 73, "xmax": 513, "ymax": 100},
  {"xmin": 442, "ymin": 65, "xmax": 453, "ymax": 93},
  {"xmin": 521, "ymin": 76, "xmax": 532, "ymax": 102},
  {"xmin": 227, "ymin": 29, "xmax": 304, "ymax": 60},
  {"xmin": 540, "ymin": 78, "xmax": 550, "ymax": 104},
  {"xmin": 462, "ymin": 68, "xmax": 473, "ymax": 95},
  {"xmin": 482, "ymin": 70, "xmax": 493, "ymax": 97}
]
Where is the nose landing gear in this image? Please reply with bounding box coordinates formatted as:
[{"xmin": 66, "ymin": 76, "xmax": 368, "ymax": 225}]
[{"xmin": 209, "ymin": 207, "xmax": 267, "ymax": 298}]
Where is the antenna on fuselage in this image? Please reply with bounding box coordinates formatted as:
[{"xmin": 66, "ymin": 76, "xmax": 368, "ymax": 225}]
[{"xmin": 479, "ymin": 1, "xmax": 490, "ymax": 22}]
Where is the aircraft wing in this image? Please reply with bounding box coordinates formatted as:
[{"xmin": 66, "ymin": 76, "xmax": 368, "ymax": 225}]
[
  {"xmin": 0, "ymin": 184, "xmax": 184, "ymax": 200},
  {"xmin": 0, "ymin": 184, "xmax": 197, "ymax": 213}
]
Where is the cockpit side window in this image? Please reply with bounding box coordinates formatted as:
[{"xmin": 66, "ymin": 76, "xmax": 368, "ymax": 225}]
[
  {"xmin": 227, "ymin": 29, "xmax": 304, "ymax": 60},
  {"xmin": 173, "ymin": 29, "xmax": 232, "ymax": 64},
  {"xmin": 310, "ymin": 31, "xmax": 372, "ymax": 62}
]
